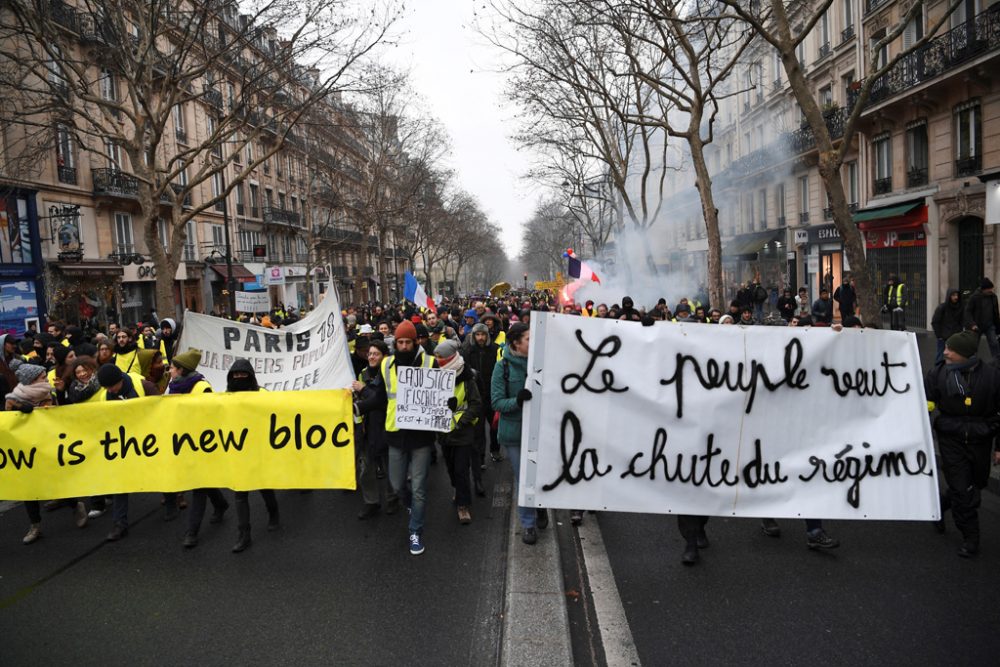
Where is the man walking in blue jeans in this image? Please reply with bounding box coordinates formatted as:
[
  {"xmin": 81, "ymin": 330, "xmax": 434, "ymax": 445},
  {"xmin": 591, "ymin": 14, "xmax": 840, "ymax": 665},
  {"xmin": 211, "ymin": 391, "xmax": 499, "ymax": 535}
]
[{"xmin": 382, "ymin": 320, "xmax": 437, "ymax": 555}]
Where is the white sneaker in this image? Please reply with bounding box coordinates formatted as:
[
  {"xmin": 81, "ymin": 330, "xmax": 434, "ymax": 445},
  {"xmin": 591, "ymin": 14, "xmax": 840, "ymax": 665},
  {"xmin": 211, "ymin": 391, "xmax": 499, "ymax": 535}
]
[{"xmin": 88, "ymin": 509, "xmax": 105, "ymax": 519}]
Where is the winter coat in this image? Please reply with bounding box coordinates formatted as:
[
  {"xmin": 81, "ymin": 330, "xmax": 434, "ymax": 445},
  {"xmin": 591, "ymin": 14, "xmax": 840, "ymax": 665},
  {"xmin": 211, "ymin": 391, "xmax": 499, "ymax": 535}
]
[
  {"xmin": 833, "ymin": 283, "xmax": 857, "ymax": 316},
  {"xmin": 491, "ymin": 347, "xmax": 528, "ymax": 447},
  {"xmin": 964, "ymin": 288, "xmax": 1000, "ymax": 332},
  {"xmin": 354, "ymin": 364, "xmax": 389, "ymax": 458},
  {"xmin": 925, "ymin": 359, "xmax": 1000, "ymax": 445},
  {"xmin": 776, "ymin": 295, "xmax": 797, "ymax": 321},
  {"xmin": 440, "ymin": 366, "xmax": 482, "ymax": 448},
  {"xmin": 931, "ymin": 289, "xmax": 965, "ymax": 340},
  {"xmin": 460, "ymin": 336, "xmax": 499, "ymax": 409},
  {"xmin": 811, "ymin": 298, "xmax": 833, "ymax": 324}
]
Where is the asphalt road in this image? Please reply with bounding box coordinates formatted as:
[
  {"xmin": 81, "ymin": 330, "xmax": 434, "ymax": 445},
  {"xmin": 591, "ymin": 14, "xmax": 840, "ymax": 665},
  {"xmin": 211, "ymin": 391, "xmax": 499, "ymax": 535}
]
[
  {"xmin": 593, "ymin": 491, "xmax": 1000, "ymax": 665},
  {"xmin": 0, "ymin": 457, "xmax": 512, "ymax": 667}
]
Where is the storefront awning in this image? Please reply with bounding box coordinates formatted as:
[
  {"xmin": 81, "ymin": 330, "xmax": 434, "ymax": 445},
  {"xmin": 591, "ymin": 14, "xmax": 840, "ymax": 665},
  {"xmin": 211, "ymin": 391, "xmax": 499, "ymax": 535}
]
[
  {"xmin": 722, "ymin": 229, "xmax": 785, "ymax": 259},
  {"xmin": 209, "ymin": 263, "xmax": 256, "ymax": 283},
  {"xmin": 852, "ymin": 201, "xmax": 922, "ymax": 223},
  {"xmin": 854, "ymin": 200, "xmax": 928, "ymax": 231},
  {"xmin": 55, "ymin": 262, "xmax": 124, "ymax": 278}
]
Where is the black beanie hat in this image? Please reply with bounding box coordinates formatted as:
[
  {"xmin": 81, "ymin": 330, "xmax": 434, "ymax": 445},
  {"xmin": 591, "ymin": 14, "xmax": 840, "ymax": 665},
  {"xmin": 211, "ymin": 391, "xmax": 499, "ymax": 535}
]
[
  {"xmin": 97, "ymin": 363, "xmax": 125, "ymax": 388},
  {"xmin": 946, "ymin": 331, "xmax": 979, "ymax": 359},
  {"xmin": 981, "ymin": 277, "xmax": 994, "ymax": 290}
]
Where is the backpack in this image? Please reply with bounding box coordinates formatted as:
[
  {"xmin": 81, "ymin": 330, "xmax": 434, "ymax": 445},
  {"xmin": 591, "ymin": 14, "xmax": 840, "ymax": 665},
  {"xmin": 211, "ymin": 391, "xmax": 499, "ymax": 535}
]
[{"xmin": 754, "ymin": 285, "xmax": 768, "ymax": 303}]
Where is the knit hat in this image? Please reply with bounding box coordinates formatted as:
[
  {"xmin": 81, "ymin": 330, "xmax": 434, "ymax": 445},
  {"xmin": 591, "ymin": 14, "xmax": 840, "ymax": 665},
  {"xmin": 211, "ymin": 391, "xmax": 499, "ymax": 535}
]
[
  {"xmin": 414, "ymin": 323, "xmax": 430, "ymax": 339},
  {"xmin": 394, "ymin": 320, "xmax": 417, "ymax": 341},
  {"xmin": 433, "ymin": 339, "xmax": 460, "ymax": 361},
  {"xmin": 471, "ymin": 323, "xmax": 490, "ymax": 336},
  {"xmin": 172, "ymin": 348, "xmax": 202, "ymax": 372},
  {"xmin": 15, "ymin": 363, "xmax": 46, "ymax": 386},
  {"xmin": 97, "ymin": 363, "xmax": 125, "ymax": 388},
  {"xmin": 981, "ymin": 278, "xmax": 994, "ymax": 290},
  {"xmin": 946, "ymin": 331, "xmax": 979, "ymax": 359}
]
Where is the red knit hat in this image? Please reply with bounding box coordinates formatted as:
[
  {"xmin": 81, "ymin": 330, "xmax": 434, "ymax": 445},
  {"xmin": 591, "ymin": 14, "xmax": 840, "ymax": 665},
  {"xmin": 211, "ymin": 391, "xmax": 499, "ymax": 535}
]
[
  {"xmin": 395, "ymin": 320, "xmax": 417, "ymax": 341},
  {"xmin": 410, "ymin": 314, "xmax": 422, "ymax": 324}
]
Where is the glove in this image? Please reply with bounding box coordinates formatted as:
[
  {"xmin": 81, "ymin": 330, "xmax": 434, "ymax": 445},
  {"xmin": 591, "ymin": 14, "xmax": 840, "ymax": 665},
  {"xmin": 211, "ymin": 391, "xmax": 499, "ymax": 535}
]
[
  {"xmin": 516, "ymin": 388, "xmax": 532, "ymax": 407},
  {"xmin": 447, "ymin": 396, "xmax": 458, "ymax": 411},
  {"xmin": 18, "ymin": 403, "xmax": 33, "ymax": 414},
  {"xmin": 641, "ymin": 317, "xmax": 655, "ymax": 327}
]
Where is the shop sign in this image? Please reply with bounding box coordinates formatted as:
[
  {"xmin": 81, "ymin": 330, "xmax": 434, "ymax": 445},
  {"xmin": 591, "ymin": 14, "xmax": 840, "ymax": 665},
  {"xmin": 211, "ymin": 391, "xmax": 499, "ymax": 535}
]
[
  {"xmin": 806, "ymin": 224, "xmax": 841, "ymax": 244},
  {"xmin": 864, "ymin": 229, "xmax": 926, "ymax": 249}
]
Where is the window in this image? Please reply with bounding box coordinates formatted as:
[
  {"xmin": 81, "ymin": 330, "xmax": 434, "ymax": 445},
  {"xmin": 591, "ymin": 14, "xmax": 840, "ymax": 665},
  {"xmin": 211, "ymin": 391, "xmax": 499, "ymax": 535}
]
[
  {"xmin": 183, "ymin": 221, "xmax": 196, "ymax": 261},
  {"xmin": 100, "ymin": 69, "xmax": 118, "ymax": 116},
  {"xmin": 227, "ymin": 83, "xmax": 236, "ymax": 110},
  {"xmin": 268, "ymin": 232, "xmax": 278, "ymax": 259},
  {"xmin": 278, "ymin": 192, "xmax": 286, "ymax": 210},
  {"xmin": 842, "ymin": 0, "xmax": 854, "ymax": 40},
  {"xmin": 819, "ymin": 85, "xmax": 833, "ymax": 109},
  {"xmin": 176, "ymin": 163, "xmax": 189, "ymax": 188},
  {"xmin": 776, "ymin": 183, "xmax": 786, "ymax": 224},
  {"xmin": 234, "ymin": 183, "xmax": 245, "ymax": 215},
  {"xmin": 870, "ymin": 29, "xmax": 888, "ymax": 69},
  {"xmin": 158, "ymin": 218, "xmax": 170, "ymax": 249},
  {"xmin": 772, "ymin": 50, "xmax": 782, "ymax": 89},
  {"xmin": 114, "ymin": 212, "xmax": 135, "ymax": 254},
  {"xmin": 955, "ymin": 100, "xmax": 982, "ymax": 175},
  {"xmin": 56, "ymin": 124, "xmax": 75, "ymax": 183},
  {"xmin": 245, "ymin": 141, "xmax": 253, "ymax": 164},
  {"xmin": 873, "ymin": 132, "xmax": 892, "ymax": 193},
  {"xmin": 949, "ymin": 0, "xmax": 978, "ymax": 30},
  {"xmin": 759, "ymin": 189, "xmax": 768, "ymax": 227},
  {"xmin": 208, "ymin": 117, "xmax": 221, "ymax": 157},
  {"xmin": 796, "ymin": 41, "xmax": 806, "ymax": 71},
  {"xmin": 212, "ymin": 224, "xmax": 226, "ymax": 249},
  {"xmin": 212, "ymin": 172, "xmax": 225, "ymax": 211},
  {"xmin": 798, "ymin": 175, "xmax": 809, "ymax": 222},
  {"xmin": 903, "ymin": 4, "xmax": 924, "ymax": 50},
  {"xmin": 47, "ymin": 45, "xmax": 67, "ymax": 91},
  {"xmin": 104, "ymin": 138, "xmax": 122, "ymax": 169},
  {"xmin": 906, "ymin": 120, "xmax": 929, "ymax": 186},
  {"xmin": 745, "ymin": 194, "xmax": 755, "ymax": 232},
  {"xmin": 818, "ymin": 11, "xmax": 831, "ymax": 57},
  {"xmin": 282, "ymin": 234, "xmax": 292, "ymax": 257},
  {"xmin": 744, "ymin": 131, "xmax": 752, "ymax": 154},
  {"xmin": 754, "ymin": 61, "xmax": 764, "ymax": 103},
  {"xmin": 846, "ymin": 161, "xmax": 858, "ymax": 207},
  {"xmin": 265, "ymin": 188, "xmax": 274, "ymax": 208},
  {"xmin": 249, "ymin": 184, "xmax": 260, "ymax": 217},
  {"xmin": 842, "ymin": 70, "xmax": 856, "ymax": 106},
  {"xmin": 173, "ymin": 104, "xmax": 186, "ymax": 142}
]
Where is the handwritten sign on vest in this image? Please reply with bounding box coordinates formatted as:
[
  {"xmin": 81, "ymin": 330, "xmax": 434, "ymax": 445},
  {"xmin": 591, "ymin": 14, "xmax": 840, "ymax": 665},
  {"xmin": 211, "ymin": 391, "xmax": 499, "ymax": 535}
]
[
  {"xmin": 519, "ymin": 313, "xmax": 940, "ymax": 521},
  {"xmin": 395, "ymin": 366, "xmax": 456, "ymax": 432}
]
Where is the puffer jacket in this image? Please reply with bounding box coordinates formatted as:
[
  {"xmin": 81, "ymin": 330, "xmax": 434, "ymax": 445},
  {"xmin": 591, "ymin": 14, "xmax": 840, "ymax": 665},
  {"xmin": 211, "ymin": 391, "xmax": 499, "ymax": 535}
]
[
  {"xmin": 925, "ymin": 358, "xmax": 1000, "ymax": 444},
  {"xmin": 491, "ymin": 347, "xmax": 527, "ymax": 447}
]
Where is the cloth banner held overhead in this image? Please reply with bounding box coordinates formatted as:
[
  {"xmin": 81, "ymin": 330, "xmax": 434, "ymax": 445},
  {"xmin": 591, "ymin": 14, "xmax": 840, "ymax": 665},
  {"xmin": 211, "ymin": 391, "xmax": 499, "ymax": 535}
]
[
  {"xmin": 178, "ymin": 287, "xmax": 353, "ymax": 391},
  {"xmin": 0, "ymin": 390, "xmax": 355, "ymax": 501},
  {"xmin": 520, "ymin": 313, "xmax": 939, "ymax": 521}
]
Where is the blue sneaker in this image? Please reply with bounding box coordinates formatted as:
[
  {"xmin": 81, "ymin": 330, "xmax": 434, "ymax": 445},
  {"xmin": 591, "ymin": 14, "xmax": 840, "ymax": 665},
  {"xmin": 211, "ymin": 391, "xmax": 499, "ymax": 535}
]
[{"xmin": 409, "ymin": 532, "xmax": 425, "ymax": 555}]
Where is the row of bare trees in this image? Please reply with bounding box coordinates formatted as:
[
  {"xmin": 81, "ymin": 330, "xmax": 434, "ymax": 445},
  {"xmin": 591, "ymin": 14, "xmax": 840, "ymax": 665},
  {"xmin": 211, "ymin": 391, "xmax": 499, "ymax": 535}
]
[{"xmin": 487, "ymin": 0, "xmax": 960, "ymax": 323}]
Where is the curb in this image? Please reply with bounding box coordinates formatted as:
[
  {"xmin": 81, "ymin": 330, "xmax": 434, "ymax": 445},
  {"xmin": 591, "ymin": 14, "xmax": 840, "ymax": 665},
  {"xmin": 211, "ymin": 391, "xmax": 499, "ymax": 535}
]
[{"xmin": 501, "ymin": 508, "xmax": 573, "ymax": 667}]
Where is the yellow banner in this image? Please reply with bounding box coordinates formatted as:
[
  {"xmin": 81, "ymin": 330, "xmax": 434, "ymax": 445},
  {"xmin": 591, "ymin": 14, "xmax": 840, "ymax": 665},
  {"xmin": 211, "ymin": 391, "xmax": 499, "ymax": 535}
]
[
  {"xmin": 0, "ymin": 390, "xmax": 356, "ymax": 500},
  {"xmin": 534, "ymin": 272, "xmax": 566, "ymax": 291}
]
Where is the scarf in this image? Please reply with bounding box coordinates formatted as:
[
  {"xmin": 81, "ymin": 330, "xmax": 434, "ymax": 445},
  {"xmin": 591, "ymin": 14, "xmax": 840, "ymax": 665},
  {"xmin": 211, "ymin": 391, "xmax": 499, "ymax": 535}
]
[
  {"xmin": 6, "ymin": 380, "xmax": 53, "ymax": 407},
  {"xmin": 944, "ymin": 357, "xmax": 979, "ymax": 398},
  {"xmin": 439, "ymin": 352, "xmax": 465, "ymax": 375},
  {"xmin": 67, "ymin": 375, "xmax": 101, "ymax": 403},
  {"xmin": 115, "ymin": 341, "xmax": 138, "ymax": 355},
  {"xmin": 106, "ymin": 374, "xmax": 139, "ymax": 400},
  {"xmin": 168, "ymin": 371, "xmax": 206, "ymax": 394}
]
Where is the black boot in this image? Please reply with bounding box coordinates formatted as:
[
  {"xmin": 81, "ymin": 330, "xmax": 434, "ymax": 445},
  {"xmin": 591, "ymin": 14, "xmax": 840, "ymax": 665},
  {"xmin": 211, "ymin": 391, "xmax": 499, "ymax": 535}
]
[
  {"xmin": 681, "ymin": 542, "xmax": 699, "ymax": 565},
  {"xmin": 209, "ymin": 498, "xmax": 229, "ymax": 524},
  {"xmin": 232, "ymin": 527, "xmax": 252, "ymax": 553},
  {"xmin": 536, "ymin": 509, "xmax": 549, "ymax": 530},
  {"xmin": 266, "ymin": 510, "xmax": 280, "ymax": 532}
]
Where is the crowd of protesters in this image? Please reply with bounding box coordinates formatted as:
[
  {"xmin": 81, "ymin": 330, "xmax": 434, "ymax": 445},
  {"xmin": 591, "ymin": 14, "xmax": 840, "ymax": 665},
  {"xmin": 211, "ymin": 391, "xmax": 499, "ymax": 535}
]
[{"xmin": 3, "ymin": 281, "xmax": 1000, "ymax": 563}]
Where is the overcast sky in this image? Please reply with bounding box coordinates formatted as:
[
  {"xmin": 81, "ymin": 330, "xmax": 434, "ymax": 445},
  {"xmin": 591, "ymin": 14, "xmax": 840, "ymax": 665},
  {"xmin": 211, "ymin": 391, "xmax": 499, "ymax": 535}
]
[{"xmin": 381, "ymin": 1, "xmax": 542, "ymax": 258}]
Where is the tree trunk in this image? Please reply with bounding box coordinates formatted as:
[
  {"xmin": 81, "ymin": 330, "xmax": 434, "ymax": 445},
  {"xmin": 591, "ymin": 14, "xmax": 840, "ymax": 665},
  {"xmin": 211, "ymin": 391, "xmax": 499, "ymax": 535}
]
[{"xmin": 690, "ymin": 136, "xmax": 724, "ymax": 310}]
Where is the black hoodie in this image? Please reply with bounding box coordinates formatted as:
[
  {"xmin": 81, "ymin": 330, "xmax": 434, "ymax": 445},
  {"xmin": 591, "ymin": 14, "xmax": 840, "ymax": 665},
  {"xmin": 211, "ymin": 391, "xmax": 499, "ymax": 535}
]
[
  {"xmin": 226, "ymin": 358, "xmax": 260, "ymax": 392},
  {"xmin": 932, "ymin": 289, "xmax": 965, "ymax": 340}
]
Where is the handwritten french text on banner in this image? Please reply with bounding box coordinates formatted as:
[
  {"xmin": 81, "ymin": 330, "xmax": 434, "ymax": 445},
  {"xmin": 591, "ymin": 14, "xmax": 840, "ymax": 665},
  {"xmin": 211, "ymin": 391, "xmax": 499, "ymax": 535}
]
[
  {"xmin": 395, "ymin": 367, "xmax": 456, "ymax": 432},
  {"xmin": 520, "ymin": 313, "xmax": 939, "ymax": 520},
  {"xmin": 0, "ymin": 390, "xmax": 356, "ymax": 500}
]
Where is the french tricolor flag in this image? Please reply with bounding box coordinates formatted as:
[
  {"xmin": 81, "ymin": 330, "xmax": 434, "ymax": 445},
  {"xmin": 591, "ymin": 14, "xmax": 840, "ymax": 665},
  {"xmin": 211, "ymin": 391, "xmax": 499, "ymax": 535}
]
[
  {"xmin": 565, "ymin": 248, "xmax": 601, "ymax": 284},
  {"xmin": 404, "ymin": 271, "xmax": 437, "ymax": 313}
]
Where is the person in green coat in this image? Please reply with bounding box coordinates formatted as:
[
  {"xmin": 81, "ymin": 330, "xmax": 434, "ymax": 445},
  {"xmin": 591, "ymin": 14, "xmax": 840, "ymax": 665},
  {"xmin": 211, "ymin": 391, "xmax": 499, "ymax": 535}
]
[{"xmin": 491, "ymin": 322, "xmax": 547, "ymax": 545}]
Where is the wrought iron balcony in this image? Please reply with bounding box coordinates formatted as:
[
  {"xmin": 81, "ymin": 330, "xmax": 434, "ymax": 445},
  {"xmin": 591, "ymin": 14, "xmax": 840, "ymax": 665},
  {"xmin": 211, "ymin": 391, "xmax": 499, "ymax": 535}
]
[
  {"xmin": 203, "ymin": 87, "xmax": 223, "ymax": 108},
  {"xmin": 956, "ymin": 155, "xmax": 982, "ymax": 176},
  {"xmin": 817, "ymin": 43, "xmax": 832, "ymax": 60},
  {"xmin": 841, "ymin": 25, "xmax": 855, "ymax": 43},
  {"xmin": 57, "ymin": 166, "xmax": 77, "ymax": 184},
  {"xmin": 874, "ymin": 177, "xmax": 893, "ymax": 195},
  {"xmin": 262, "ymin": 206, "xmax": 302, "ymax": 227},
  {"xmin": 907, "ymin": 166, "xmax": 929, "ymax": 187},
  {"xmin": 320, "ymin": 227, "xmax": 363, "ymax": 244},
  {"xmin": 771, "ymin": 79, "xmax": 782, "ymax": 93},
  {"xmin": 92, "ymin": 168, "xmax": 138, "ymax": 198},
  {"xmin": 50, "ymin": 0, "xmax": 78, "ymax": 31},
  {"xmin": 868, "ymin": 6, "xmax": 1000, "ymax": 107},
  {"xmin": 799, "ymin": 212, "xmax": 810, "ymax": 223},
  {"xmin": 865, "ymin": 0, "xmax": 890, "ymax": 15},
  {"xmin": 787, "ymin": 106, "xmax": 846, "ymax": 154}
]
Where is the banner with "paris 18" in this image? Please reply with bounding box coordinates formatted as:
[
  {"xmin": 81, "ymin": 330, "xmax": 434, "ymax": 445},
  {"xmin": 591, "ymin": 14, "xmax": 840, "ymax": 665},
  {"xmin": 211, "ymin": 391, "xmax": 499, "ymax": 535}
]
[{"xmin": 519, "ymin": 313, "xmax": 940, "ymax": 521}]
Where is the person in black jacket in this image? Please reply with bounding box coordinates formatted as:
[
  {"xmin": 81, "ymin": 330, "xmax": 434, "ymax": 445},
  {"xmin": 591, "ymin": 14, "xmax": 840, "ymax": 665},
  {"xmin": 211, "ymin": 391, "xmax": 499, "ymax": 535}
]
[
  {"xmin": 963, "ymin": 278, "xmax": 1000, "ymax": 359},
  {"xmin": 931, "ymin": 289, "xmax": 965, "ymax": 363},
  {"xmin": 435, "ymin": 339, "xmax": 483, "ymax": 524},
  {"xmin": 925, "ymin": 331, "xmax": 1000, "ymax": 558},
  {"xmin": 776, "ymin": 288, "xmax": 797, "ymax": 322},
  {"xmin": 352, "ymin": 340, "xmax": 399, "ymax": 519},
  {"xmin": 833, "ymin": 276, "xmax": 857, "ymax": 321},
  {"xmin": 228, "ymin": 359, "xmax": 280, "ymax": 553},
  {"xmin": 461, "ymin": 322, "xmax": 500, "ymax": 480},
  {"xmin": 811, "ymin": 288, "xmax": 834, "ymax": 325}
]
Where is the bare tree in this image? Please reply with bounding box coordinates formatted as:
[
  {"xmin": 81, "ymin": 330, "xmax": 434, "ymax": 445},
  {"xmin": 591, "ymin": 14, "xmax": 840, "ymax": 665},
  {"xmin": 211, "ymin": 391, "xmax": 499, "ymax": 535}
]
[
  {"xmin": 0, "ymin": 0, "xmax": 398, "ymax": 318},
  {"xmin": 519, "ymin": 199, "xmax": 577, "ymax": 278},
  {"xmin": 717, "ymin": 0, "xmax": 963, "ymax": 323}
]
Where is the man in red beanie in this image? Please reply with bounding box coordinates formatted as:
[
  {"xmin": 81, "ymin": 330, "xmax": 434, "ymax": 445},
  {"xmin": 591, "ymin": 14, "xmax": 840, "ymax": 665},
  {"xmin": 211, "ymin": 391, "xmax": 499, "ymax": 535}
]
[{"xmin": 381, "ymin": 319, "xmax": 437, "ymax": 555}]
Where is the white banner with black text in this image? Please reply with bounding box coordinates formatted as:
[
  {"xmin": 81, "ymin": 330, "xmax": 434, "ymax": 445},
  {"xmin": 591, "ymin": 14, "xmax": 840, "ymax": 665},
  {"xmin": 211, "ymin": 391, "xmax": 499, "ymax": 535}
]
[
  {"xmin": 519, "ymin": 313, "xmax": 939, "ymax": 520},
  {"xmin": 178, "ymin": 288, "xmax": 353, "ymax": 391}
]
